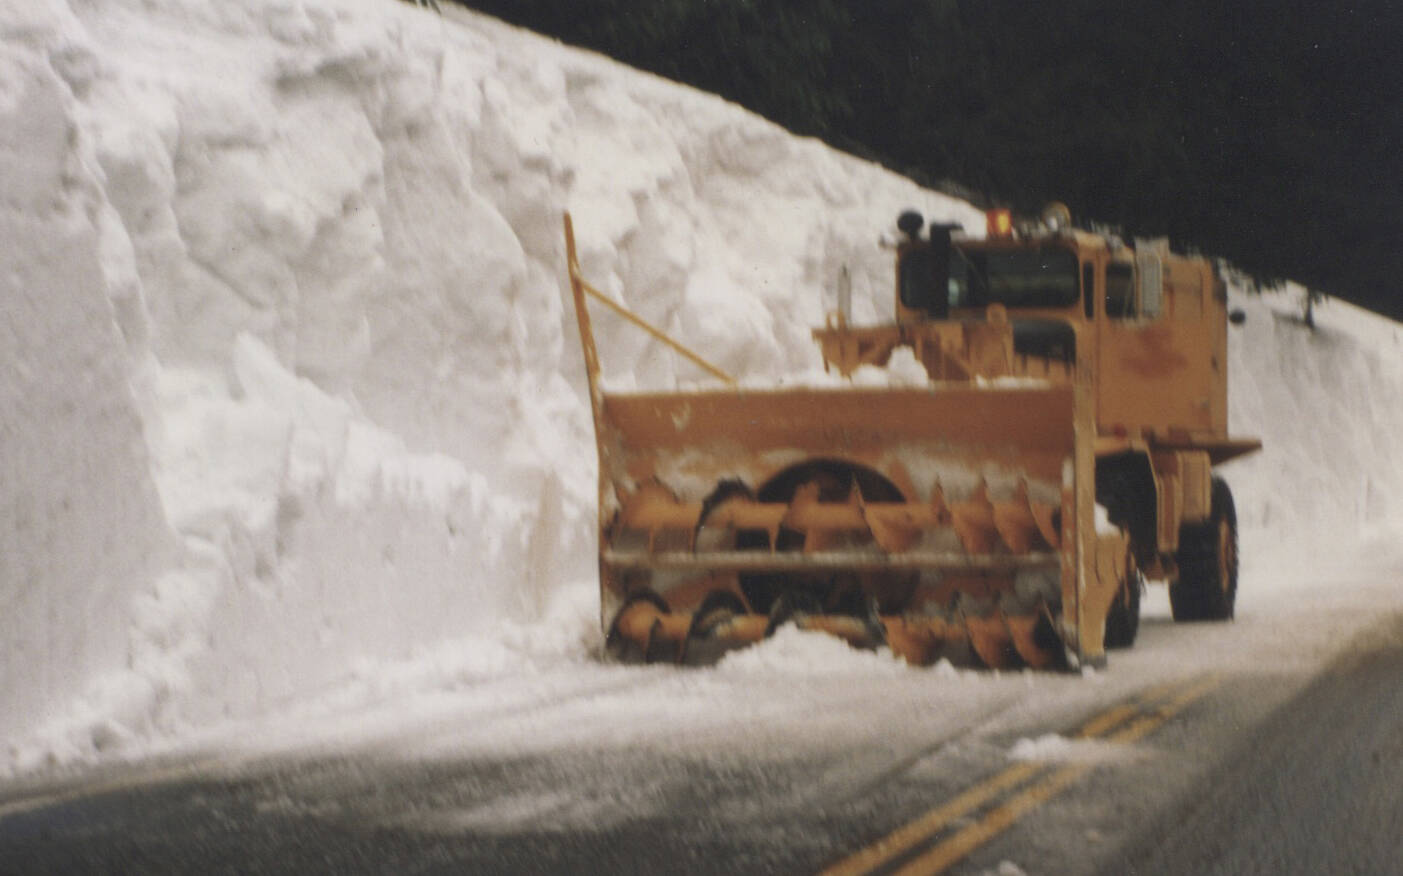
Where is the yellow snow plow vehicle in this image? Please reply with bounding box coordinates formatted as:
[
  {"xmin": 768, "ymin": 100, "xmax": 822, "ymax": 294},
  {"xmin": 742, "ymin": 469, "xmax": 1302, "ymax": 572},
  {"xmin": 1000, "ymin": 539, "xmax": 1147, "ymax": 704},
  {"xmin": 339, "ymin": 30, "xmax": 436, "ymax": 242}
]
[{"xmin": 564, "ymin": 205, "xmax": 1259, "ymax": 670}]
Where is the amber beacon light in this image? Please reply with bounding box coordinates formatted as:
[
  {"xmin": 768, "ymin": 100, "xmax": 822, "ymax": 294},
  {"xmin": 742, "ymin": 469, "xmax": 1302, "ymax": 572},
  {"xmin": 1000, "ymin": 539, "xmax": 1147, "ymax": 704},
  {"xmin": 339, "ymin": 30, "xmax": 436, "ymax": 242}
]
[{"xmin": 986, "ymin": 208, "xmax": 1014, "ymax": 238}]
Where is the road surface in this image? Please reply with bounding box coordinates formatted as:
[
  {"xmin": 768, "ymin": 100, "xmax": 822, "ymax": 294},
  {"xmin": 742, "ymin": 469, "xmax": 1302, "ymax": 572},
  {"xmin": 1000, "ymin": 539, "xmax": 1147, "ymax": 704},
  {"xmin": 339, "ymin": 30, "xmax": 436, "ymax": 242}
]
[{"xmin": 2, "ymin": 607, "xmax": 1401, "ymax": 875}]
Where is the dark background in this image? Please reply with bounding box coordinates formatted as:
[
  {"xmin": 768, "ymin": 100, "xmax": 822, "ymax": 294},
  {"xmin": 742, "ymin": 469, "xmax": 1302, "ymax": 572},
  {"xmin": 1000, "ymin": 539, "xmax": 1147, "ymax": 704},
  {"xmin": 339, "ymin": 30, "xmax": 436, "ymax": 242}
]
[{"xmin": 460, "ymin": 0, "xmax": 1403, "ymax": 321}]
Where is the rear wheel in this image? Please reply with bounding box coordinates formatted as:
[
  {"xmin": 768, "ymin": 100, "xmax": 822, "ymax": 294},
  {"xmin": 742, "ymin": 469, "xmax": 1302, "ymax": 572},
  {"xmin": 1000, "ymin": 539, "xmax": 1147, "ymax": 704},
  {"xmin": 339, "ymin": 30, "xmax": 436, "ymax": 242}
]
[{"xmin": 1170, "ymin": 478, "xmax": 1238, "ymax": 621}]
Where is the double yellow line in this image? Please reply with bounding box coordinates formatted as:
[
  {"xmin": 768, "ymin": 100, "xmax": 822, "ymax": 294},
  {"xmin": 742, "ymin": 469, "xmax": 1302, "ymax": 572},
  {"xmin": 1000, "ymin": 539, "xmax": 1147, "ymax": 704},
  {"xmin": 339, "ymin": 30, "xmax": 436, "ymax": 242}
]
[{"xmin": 822, "ymin": 674, "xmax": 1222, "ymax": 876}]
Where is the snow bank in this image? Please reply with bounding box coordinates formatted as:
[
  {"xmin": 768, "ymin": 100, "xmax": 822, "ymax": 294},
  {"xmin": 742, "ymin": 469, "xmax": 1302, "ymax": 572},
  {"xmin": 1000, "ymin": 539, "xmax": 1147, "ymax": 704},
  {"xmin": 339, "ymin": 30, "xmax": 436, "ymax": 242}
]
[
  {"xmin": 0, "ymin": 0, "xmax": 979, "ymax": 769},
  {"xmin": 0, "ymin": 35, "xmax": 174, "ymax": 746},
  {"xmin": 1, "ymin": 0, "xmax": 1399, "ymax": 773},
  {"xmin": 1224, "ymin": 284, "xmax": 1403, "ymax": 580}
]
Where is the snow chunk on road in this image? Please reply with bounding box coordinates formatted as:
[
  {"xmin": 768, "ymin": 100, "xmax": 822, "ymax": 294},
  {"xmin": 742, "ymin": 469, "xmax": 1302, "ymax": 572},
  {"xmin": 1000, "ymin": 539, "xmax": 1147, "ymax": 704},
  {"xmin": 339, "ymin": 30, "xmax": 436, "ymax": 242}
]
[
  {"xmin": 1008, "ymin": 733, "xmax": 1143, "ymax": 765},
  {"xmin": 716, "ymin": 624, "xmax": 911, "ymax": 677}
]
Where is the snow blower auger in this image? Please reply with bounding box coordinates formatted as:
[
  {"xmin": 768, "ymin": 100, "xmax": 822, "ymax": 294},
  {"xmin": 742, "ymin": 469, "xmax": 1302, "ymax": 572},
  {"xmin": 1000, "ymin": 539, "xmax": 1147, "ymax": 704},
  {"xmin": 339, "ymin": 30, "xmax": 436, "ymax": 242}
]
[{"xmin": 563, "ymin": 205, "xmax": 1259, "ymax": 671}]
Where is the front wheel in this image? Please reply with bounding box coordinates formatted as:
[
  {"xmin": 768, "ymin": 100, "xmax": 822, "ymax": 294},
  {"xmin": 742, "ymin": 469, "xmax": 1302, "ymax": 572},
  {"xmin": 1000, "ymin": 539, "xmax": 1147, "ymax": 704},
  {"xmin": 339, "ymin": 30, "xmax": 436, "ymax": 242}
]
[
  {"xmin": 1104, "ymin": 567, "xmax": 1142, "ymax": 648},
  {"xmin": 1170, "ymin": 478, "xmax": 1238, "ymax": 621}
]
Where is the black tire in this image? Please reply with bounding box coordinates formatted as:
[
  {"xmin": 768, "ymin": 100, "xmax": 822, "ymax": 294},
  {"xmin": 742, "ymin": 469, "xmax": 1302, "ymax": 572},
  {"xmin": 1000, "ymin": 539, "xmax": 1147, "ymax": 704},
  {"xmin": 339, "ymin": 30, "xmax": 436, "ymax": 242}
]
[
  {"xmin": 1095, "ymin": 456, "xmax": 1158, "ymax": 570},
  {"xmin": 1096, "ymin": 458, "xmax": 1149, "ymax": 649},
  {"xmin": 1170, "ymin": 477, "xmax": 1238, "ymax": 621},
  {"xmin": 1104, "ymin": 569, "xmax": 1142, "ymax": 648}
]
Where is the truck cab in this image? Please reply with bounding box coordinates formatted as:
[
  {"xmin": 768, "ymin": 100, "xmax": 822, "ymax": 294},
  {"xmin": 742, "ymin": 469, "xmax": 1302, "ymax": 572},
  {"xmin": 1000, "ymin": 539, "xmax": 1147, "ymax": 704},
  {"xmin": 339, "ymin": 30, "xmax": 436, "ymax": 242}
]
[
  {"xmin": 888, "ymin": 208, "xmax": 1235, "ymax": 449},
  {"xmin": 814, "ymin": 206, "xmax": 1259, "ymax": 593}
]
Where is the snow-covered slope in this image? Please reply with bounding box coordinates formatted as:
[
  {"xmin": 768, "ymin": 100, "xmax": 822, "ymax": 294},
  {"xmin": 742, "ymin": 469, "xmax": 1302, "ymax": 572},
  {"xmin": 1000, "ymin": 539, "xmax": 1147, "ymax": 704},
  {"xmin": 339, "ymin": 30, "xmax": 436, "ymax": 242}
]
[
  {"xmin": 1, "ymin": 0, "xmax": 1399, "ymax": 773},
  {"xmin": 1226, "ymin": 287, "xmax": 1403, "ymax": 576}
]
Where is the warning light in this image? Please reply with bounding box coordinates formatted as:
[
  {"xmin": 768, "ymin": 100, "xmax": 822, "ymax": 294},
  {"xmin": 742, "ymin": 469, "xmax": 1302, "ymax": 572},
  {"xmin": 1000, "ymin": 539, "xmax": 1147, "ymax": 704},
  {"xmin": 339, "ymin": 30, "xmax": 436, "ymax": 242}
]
[{"xmin": 986, "ymin": 208, "xmax": 1014, "ymax": 238}]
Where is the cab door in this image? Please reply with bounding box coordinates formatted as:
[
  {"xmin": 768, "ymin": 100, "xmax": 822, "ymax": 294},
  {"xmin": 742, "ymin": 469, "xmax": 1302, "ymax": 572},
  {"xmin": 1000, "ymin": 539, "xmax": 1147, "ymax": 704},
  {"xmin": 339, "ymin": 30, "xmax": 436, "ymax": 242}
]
[{"xmin": 1095, "ymin": 250, "xmax": 1218, "ymax": 439}]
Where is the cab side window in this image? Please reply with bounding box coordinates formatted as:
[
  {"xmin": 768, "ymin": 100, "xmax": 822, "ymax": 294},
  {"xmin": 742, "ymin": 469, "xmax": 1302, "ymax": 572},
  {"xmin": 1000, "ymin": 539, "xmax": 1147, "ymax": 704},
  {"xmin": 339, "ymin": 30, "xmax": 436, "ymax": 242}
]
[
  {"xmin": 1105, "ymin": 263, "xmax": 1136, "ymax": 318},
  {"xmin": 1082, "ymin": 263, "xmax": 1095, "ymax": 318},
  {"xmin": 900, "ymin": 247, "xmax": 947, "ymax": 317}
]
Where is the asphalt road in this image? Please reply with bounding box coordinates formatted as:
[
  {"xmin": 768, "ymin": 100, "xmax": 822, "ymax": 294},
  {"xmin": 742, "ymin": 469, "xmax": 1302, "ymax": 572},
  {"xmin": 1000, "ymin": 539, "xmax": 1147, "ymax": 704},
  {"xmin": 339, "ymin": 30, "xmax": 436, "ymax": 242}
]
[
  {"xmin": 1, "ymin": 614, "xmax": 1400, "ymax": 876},
  {"xmin": 1106, "ymin": 618, "xmax": 1403, "ymax": 876}
]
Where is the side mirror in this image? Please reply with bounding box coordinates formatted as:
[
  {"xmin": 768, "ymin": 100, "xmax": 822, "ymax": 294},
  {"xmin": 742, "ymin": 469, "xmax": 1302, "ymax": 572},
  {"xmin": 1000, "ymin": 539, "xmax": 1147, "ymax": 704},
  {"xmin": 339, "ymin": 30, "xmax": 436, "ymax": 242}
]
[{"xmin": 1228, "ymin": 309, "xmax": 1247, "ymax": 326}]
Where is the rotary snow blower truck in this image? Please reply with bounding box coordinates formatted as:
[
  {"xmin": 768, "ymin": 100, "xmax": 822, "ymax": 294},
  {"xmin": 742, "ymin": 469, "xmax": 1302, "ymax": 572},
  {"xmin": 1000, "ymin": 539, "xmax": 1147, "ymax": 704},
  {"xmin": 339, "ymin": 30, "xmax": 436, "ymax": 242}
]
[{"xmin": 564, "ymin": 205, "xmax": 1259, "ymax": 670}]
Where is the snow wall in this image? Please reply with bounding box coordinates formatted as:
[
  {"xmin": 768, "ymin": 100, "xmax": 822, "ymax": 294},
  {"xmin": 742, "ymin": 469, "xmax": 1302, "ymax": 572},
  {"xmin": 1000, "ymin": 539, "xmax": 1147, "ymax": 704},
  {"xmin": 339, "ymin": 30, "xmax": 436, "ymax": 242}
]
[{"xmin": 1, "ymin": 0, "xmax": 1399, "ymax": 771}]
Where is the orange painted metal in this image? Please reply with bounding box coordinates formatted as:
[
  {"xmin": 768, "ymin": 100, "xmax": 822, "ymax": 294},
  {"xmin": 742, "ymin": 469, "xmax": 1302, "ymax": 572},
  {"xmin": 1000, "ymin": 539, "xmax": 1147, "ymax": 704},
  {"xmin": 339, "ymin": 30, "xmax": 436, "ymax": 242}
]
[
  {"xmin": 1007, "ymin": 611, "xmax": 1059, "ymax": 669},
  {"xmin": 965, "ymin": 613, "xmax": 1017, "ymax": 669}
]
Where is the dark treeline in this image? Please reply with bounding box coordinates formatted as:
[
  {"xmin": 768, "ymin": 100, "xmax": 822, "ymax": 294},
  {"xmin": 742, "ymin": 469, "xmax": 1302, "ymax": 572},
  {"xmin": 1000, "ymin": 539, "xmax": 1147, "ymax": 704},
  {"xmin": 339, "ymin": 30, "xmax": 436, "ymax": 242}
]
[{"xmin": 461, "ymin": 0, "xmax": 1403, "ymax": 320}]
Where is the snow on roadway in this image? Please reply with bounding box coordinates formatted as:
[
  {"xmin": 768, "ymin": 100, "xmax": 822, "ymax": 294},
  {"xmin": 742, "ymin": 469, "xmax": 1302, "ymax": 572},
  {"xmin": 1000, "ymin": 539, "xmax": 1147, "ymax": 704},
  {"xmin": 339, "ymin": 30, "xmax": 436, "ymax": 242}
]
[{"xmin": 2, "ymin": 0, "xmax": 1401, "ymax": 781}]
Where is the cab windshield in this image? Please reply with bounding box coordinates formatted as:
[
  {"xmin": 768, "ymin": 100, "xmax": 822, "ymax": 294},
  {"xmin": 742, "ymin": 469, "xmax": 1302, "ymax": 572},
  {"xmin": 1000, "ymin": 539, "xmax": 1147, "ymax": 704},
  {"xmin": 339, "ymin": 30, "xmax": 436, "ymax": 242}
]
[{"xmin": 949, "ymin": 246, "xmax": 1080, "ymax": 309}]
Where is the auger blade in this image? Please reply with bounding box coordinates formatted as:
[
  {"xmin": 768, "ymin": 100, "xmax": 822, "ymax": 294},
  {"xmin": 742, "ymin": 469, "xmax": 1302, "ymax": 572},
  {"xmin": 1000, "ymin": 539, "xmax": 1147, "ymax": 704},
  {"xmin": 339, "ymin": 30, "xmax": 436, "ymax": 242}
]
[
  {"xmin": 994, "ymin": 480, "xmax": 1054, "ymax": 553},
  {"xmin": 951, "ymin": 481, "xmax": 999, "ymax": 554},
  {"xmin": 964, "ymin": 611, "xmax": 1017, "ymax": 669},
  {"xmin": 881, "ymin": 614, "xmax": 969, "ymax": 666},
  {"xmin": 606, "ymin": 593, "xmax": 690, "ymax": 664},
  {"xmin": 1006, "ymin": 611, "xmax": 1061, "ymax": 669},
  {"xmin": 606, "ymin": 593, "xmax": 1066, "ymax": 671}
]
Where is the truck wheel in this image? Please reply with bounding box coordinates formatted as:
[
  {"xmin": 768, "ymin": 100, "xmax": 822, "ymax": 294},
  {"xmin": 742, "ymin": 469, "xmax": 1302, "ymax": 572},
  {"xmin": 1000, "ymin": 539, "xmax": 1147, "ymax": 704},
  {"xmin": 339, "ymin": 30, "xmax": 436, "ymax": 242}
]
[
  {"xmin": 1170, "ymin": 478, "xmax": 1238, "ymax": 621},
  {"xmin": 1104, "ymin": 568, "xmax": 1142, "ymax": 648}
]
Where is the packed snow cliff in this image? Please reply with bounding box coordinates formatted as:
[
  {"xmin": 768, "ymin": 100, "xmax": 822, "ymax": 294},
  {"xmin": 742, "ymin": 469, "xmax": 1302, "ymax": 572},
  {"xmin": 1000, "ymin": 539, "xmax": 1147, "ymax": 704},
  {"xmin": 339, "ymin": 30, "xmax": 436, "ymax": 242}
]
[{"xmin": 1, "ymin": 0, "xmax": 1400, "ymax": 773}]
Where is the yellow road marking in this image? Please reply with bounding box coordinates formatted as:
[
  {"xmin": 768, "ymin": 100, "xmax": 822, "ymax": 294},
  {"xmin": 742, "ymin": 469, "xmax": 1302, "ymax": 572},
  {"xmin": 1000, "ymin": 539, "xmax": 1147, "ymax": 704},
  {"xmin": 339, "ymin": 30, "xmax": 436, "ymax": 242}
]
[
  {"xmin": 819, "ymin": 762, "xmax": 1043, "ymax": 876},
  {"xmin": 896, "ymin": 675, "xmax": 1223, "ymax": 874},
  {"xmin": 1133, "ymin": 676, "xmax": 1201, "ymax": 707},
  {"xmin": 893, "ymin": 764, "xmax": 1091, "ymax": 876},
  {"xmin": 1109, "ymin": 675, "xmax": 1222, "ymax": 746},
  {"xmin": 822, "ymin": 674, "xmax": 1222, "ymax": 876},
  {"xmin": 1079, "ymin": 674, "xmax": 1219, "ymax": 740},
  {"xmin": 1074, "ymin": 703, "xmax": 1138, "ymax": 738}
]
